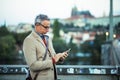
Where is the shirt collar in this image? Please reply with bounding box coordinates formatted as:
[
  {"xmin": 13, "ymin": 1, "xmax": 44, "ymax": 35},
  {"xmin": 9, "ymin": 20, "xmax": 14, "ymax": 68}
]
[{"xmin": 35, "ymin": 31, "xmax": 49, "ymax": 39}]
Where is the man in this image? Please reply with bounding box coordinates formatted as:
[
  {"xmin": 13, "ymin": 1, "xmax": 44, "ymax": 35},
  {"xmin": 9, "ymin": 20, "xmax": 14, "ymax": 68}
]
[{"xmin": 23, "ymin": 14, "xmax": 68, "ymax": 80}]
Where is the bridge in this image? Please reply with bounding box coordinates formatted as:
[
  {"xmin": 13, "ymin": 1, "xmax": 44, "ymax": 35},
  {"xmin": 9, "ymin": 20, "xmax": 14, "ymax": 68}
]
[{"xmin": 0, "ymin": 65, "xmax": 120, "ymax": 80}]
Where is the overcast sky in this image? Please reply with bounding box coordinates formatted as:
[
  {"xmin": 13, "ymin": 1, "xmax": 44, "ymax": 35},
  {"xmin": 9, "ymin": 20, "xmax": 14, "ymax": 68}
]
[{"xmin": 0, "ymin": 0, "xmax": 120, "ymax": 25}]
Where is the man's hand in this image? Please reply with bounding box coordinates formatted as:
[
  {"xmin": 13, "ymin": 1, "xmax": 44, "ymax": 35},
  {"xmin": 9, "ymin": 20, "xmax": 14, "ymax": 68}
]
[
  {"xmin": 60, "ymin": 52, "xmax": 68, "ymax": 60},
  {"xmin": 53, "ymin": 52, "xmax": 68, "ymax": 63},
  {"xmin": 53, "ymin": 53, "xmax": 63, "ymax": 63}
]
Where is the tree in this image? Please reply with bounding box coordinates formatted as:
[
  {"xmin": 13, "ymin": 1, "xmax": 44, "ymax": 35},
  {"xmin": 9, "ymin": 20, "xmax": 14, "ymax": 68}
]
[
  {"xmin": 68, "ymin": 36, "xmax": 78, "ymax": 54},
  {"xmin": 115, "ymin": 22, "xmax": 120, "ymax": 34},
  {"xmin": 52, "ymin": 38, "xmax": 68, "ymax": 53},
  {"xmin": 64, "ymin": 36, "xmax": 78, "ymax": 65},
  {"xmin": 0, "ymin": 35, "xmax": 16, "ymax": 64},
  {"xmin": 52, "ymin": 19, "xmax": 68, "ymax": 53},
  {"xmin": 80, "ymin": 34, "xmax": 106, "ymax": 65},
  {"xmin": 93, "ymin": 34, "xmax": 106, "ymax": 64},
  {"xmin": 12, "ymin": 31, "xmax": 30, "ymax": 46},
  {"xmin": 0, "ymin": 25, "xmax": 29, "ymax": 64},
  {"xmin": 0, "ymin": 25, "xmax": 10, "ymax": 37},
  {"xmin": 52, "ymin": 19, "xmax": 60, "ymax": 39}
]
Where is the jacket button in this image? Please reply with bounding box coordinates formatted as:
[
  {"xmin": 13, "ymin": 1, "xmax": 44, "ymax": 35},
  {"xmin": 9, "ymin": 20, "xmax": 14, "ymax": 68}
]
[{"xmin": 51, "ymin": 68, "xmax": 53, "ymax": 70}]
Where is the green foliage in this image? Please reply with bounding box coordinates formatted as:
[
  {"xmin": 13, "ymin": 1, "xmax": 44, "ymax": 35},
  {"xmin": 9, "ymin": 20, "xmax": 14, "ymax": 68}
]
[
  {"xmin": 52, "ymin": 20, "xmax": 80, "ymax": 65},
  {"xmin": 52, "ymin": 19, "xmax": 61, "ymax": 38},
  {"xmin": 0, "ymin": 26, "xmax": 10, "ymax": 37},
  {"xmin": 80, "ymin": 41, "xmax": 91, "ymax": 53},
  {"xmin": 115, "ymin": 22, "xmax": 120, "ymax": 34},
  {"xmin": 53, "ymin": 36, "xmax": 78, "ymax": 65},
  {"xmin": 63, "ymin": 42, "xmax": 78, "ymax": 65},
  {"xmin": 52, "ymin": 19, "xmax": 68, "ymax": 53},
  {"xmin": 12, "ymin": 31, "xmax": 30, "ymax": 45},
  {"xmin": 94, "ymin": 34, "xmax": 106, "ymax": 51},
  {"xmin": 80, "ymin": 34, "xmax": 106, "ymax": 65},
  {"xmin": 52, "ymin": 38, "xmax": 68, "ymax": 53},
  {"xmin": 68, "ymin": 36, "xmax": 78, "ymax": 53},
  {"xmin": 92, "ymin": 34, "xmax": 106, "ymax": 65},
  {"xmin": 0, "ymin": 35, "xmax": 16, "ymax": 55},
  {"xmin": 0, "ymin": 35, "xmax": 16, "ymax": 64},
  {"xmin": 0, "ymin": 26, "xmax": 16, "ymax": 64},
  {"xmin": 0, "ymin": 26, "xmax": 30, "ymax": 64}
]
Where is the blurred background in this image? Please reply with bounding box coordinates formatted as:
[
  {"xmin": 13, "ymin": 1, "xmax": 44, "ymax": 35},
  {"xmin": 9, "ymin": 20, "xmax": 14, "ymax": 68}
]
[{"xmin": 0, "ymin": 0, "xmax": 120, "ymax": 65}]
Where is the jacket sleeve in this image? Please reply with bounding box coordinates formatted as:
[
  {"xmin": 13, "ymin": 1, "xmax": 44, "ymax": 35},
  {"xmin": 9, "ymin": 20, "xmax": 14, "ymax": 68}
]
[{"xmin": 23, "ymin": 37, "xmax": 53, "ymax": 72}]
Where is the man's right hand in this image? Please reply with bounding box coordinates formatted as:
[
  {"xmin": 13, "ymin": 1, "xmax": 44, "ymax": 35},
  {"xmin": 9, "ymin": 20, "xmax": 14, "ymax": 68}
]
[
  {"xmin": 53, "ymin": 52, "xmax": 68, "ymax": 63},
  {"xmin": 53, "ymin": 53, "xmax": 63, "ymax": 63}
]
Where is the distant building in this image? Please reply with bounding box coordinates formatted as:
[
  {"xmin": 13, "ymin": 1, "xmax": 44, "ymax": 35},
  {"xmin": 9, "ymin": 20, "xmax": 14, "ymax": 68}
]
[
  {"xmin": 63, "ymin": 6, "xmax": 95, "ymax": 27},
  {"xmin": 7, "ymin": 23, "xmax": 34, "ymax": 33},
  {"xmin": 63, "ymin": 6, "xmax": 120, "ymax": 29},
  {"xmin": 87, "ymin": 15, "xmax": 120, "ymax": 28},
  {"xmin": 7, "ymin": 25, "xmax": 17, "ymax": 32},
  {"xmin": 59, "ymin": 6, "xmax": 120, "ymax": 44},
  {"xmin": 71, "ymin": 6, "xmax": 94, "ymax": 18},
  {"xmin": 15, "ymin": 23, "xmax": 33, "ymax": 33}
]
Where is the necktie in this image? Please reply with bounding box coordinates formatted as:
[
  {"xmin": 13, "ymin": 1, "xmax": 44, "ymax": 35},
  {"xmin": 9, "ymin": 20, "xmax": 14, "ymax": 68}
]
[{"xmin": 41, "ymin": 35, "xmax": 46, "ymax": 46}]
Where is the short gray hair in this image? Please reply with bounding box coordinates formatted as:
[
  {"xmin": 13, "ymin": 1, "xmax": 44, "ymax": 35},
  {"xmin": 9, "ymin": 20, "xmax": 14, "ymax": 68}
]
[{"xmin": 34, "ymin": 14, "xmax": 50, "ymax": 25}]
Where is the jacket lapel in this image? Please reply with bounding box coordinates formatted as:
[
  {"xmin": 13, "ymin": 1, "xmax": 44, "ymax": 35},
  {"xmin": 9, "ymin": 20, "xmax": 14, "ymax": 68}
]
[{"xmin": 31, "ymin": 31, "xmax": 46, "ymax": 47}]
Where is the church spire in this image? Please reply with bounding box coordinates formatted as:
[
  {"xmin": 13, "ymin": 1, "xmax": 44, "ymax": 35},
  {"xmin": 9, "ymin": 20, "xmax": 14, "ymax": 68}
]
[{"xmin": 71, "ymin": 5, "xmax": 78, "ymax": 17}]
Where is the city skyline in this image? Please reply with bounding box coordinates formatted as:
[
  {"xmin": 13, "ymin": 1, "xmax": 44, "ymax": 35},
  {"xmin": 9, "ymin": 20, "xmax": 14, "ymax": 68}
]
[{"xmin": 0, "ymin": 0, "xmax": 120, "ymax": 25}]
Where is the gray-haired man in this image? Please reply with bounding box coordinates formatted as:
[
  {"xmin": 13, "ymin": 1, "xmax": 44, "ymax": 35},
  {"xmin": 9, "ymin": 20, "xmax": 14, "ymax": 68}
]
[{"xmin": 23, "ymin": 14, "xmax": 68, "ymax": 80}]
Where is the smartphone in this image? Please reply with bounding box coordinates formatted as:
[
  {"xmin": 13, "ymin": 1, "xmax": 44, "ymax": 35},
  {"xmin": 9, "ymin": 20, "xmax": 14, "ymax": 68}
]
[{"xmin": 66, "ymin": 48, "xmax": 71, "ymax": 54}]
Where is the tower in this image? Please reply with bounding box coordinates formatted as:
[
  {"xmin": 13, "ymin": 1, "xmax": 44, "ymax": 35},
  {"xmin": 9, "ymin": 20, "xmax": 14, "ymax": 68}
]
[{"xmin": 71, "ymin": 6, "xmax": 78, "ymax": 17}]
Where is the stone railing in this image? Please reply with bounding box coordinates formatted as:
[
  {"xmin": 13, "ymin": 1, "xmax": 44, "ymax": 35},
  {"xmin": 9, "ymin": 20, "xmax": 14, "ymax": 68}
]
[{"xmin": 0, "ymin": 65, "xmax": 120, "ymax": 80}]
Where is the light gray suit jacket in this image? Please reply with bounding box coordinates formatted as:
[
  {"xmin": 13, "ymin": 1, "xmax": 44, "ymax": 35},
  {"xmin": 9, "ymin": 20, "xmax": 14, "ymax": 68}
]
[{"xmin": 23, "ymin": 31, "xmax": 57, "ymax": 80}]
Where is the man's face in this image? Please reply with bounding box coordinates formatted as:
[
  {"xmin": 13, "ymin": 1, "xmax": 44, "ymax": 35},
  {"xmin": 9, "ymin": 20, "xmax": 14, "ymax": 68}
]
[{"xmin": 35, "ymin": 20, "xmax": 50, "ymax": 34}]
